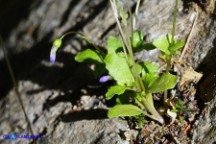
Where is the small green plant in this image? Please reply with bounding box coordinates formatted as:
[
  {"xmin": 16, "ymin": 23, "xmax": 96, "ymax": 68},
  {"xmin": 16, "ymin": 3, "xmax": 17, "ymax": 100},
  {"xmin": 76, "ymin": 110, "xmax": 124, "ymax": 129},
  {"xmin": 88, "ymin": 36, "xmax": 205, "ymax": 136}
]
[
  {"xmin": 171, "ymin": 99, "xmax": 184, "ymax": 113},
  {"xmin": 134, "ymin": 114, "xmax": 146, "ymax": 128},
  {"xmin": 50, "ymin": 0, "xmax": 184, "ymax": 124},
  {"xmin": 171, "ymin": 99, "xmax": 192, "ymax": 122}
]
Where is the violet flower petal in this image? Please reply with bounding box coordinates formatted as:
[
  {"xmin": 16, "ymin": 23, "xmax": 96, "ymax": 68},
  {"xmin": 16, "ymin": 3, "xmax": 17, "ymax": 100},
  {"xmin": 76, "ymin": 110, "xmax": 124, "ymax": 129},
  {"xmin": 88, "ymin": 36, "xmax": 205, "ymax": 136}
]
[
  {"xmin": 99, "ymin": 75, "xmax": 111, "ymax": 83},
  {"xmin": 50, "ymin": 46, "xmax": 58, "ymax": 64}
]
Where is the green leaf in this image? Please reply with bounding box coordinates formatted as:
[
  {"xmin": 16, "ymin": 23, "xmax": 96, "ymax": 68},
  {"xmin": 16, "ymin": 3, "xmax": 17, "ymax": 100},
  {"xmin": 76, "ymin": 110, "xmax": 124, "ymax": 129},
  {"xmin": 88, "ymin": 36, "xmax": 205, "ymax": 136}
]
[
  {"xmin": 169, "ymin": 40, "xmax": 185, "ymax": 52},
  {"xmin": 139, "ymin": 62, "xmax": 158, "ymax": 75},
  {"xmin": 135, "ymin": 64, "xmax": 157, "ymax": 90},
  {"xmin": 171, "ymin": 109, "xmax": 179, "ymax": 113},
  {"xmin": 179, "ymin": 116, "xmax": 184, "ymax": 122},
  {"xmin": 138, "ymin": 121, "xmax": 143, "ymax": 128},
  {"xmin": 106, "ymin": 85, "xmax": 128, "ymax": 100},
  {"xmin": 186, "ymin": 108, "xmax": 192, "ymax": 111},
  {"xmin": 104, "ymin": 53, "xmax": 134, "ymax": 86},
  {"xmin": 143, "ymin": 73, "xmax": 158, "ymax": 88},
  {"xmin": 147, "ymin": 72, "xmax": 177, "ymax": 93},
  {"xmin": 106, "ymin": 36, "xmax": 122, "ymax": 54},
  {"xmin": 75, "ymin": 49, "xmax": 103, "ymax": 63},
  {"xmin": 134, "ymin": 92, "xmax": 143, "ymax": 102},
  {"xmin": 176, "ymin": 99, "xmax": 183, "ymax": 109},
  {"xmin": 108, "ymin": 104, "xmax": 143, "ymax": 118},
  {"xmin": 132, "ymin": 31, "xmax": 143, "ymax": 49},
  {"xmin": 175, "ymin": 50, "xmax": 181, "ymax": 55},
  {"xmin": 135, "ymin": 63, "xmax": 143, "ymax": 75},
  {"xmin": 138, "ymin": 62, "xmax": 159, "ymax": 88},
  {"xmin": 152, "ymin": 34, "xmax": 172, "ymax": 55}
]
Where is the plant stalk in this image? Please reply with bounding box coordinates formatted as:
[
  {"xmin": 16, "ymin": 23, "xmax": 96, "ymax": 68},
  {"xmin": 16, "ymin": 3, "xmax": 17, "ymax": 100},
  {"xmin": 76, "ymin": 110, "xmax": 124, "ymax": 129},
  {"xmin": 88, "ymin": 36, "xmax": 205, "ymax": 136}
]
[
  {"xmin": 0, "ymin": 35, "xmax": 34, "ymax": 135},
  {"xmin": 133, "ymin": 0, "xmax": 141, "ymax": 29},
  {"xmin": 171, "ymin": 0, "xmax": 178, "ymax": 45},
  {"xmin": 164, "ymin": 0, "xmax": 178, "ymax": 101},
  {"xmin": 142, "ymin": 97, "xmax": 164, "ymax": 124},
  {"xmin": 110, "ymin": 0, "xmax": 163, "ymax": 123},
  {"xmin": 110, "ymin": 0, "xmax": 145, "ymax": 92},
  {"xmin": 126, "ymin": 0, "xmax": 145, "ymax": 92},
  {"xmin": 109, "ymin": 0, "xmax": 129, "ymax": 52}
]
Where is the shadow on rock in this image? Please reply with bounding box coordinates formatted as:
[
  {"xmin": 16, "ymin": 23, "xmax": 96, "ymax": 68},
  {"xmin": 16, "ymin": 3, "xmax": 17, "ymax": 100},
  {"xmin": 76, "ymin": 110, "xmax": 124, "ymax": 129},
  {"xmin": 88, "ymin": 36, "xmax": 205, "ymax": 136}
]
[
  {"xmin": 0, "ymin": 0, "xmax": 35, "ymax": 39},
  {"xmin": 196, "ymin": 36, "xmax": 216, "ymax": 105},
  {"xmin": 182, "ymin": 0, "xmax": 210, "ymax": 12},
  {"xmin": 0, "ymin": 0, "xmax": 109, "ymax": 100},
  {"xmin": 59, "ymin": 109, "xmax": 108, "ymax": 122}
]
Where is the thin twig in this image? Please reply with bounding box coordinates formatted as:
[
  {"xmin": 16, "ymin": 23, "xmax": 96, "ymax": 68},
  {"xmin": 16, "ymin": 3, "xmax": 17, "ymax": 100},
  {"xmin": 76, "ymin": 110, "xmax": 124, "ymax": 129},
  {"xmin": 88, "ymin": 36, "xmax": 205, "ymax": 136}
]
[{"xmin": 179, "ymin": 4, "xmax": 198, "ymax": 61}]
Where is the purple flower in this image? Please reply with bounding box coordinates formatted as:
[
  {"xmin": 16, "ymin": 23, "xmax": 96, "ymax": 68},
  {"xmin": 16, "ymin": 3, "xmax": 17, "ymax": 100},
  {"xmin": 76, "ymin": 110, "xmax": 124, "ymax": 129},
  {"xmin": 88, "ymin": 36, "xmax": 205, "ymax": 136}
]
[
  {"xmin": 50, "ymin": 52, "xmax": 56, "ymax": 64},
  {"xmin": 99, "ymin": 75, "xmax": 111, "ymax": 83},
  {"xmin": 50, "ymin": 46, "xmax": 58, "ymax": 64},
  {"xmin": 50, "ymin": 38, "xmax": 62, "ymax": 64}
]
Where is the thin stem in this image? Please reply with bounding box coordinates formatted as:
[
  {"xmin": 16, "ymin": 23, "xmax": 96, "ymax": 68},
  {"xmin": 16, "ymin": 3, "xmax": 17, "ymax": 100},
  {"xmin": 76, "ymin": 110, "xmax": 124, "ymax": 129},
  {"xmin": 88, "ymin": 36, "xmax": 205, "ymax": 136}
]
[
  {"xmin": 125, "ymin": 0, "xmax": 135, "ymax": 61},
  {"xmin": 164, "ymin": 0, "xmax": 178, "ymax": 102},
  {"xmin": 126, "ymin": 0, "xmax": 134, "ymax": 39},
  {"xmin": 171, "ymin": 0, "xmax": 178, "ymax": 45},
  {"xmin": 119, "ymin": 31, "xmax": 129, "ymax": 59},
  {"xmin": 125, "ymin": 0, "xmax": 145, "ymax": 92},
  {"xmin": 165, "ymin": 56, "xmax": 172, "ymax": 72},
  {"xmin": 164, "ymin": 90, "xmax": 168, "ymax": 102},
  {"xmin": 134, "ymin": 93, "xmax": 163, "ymax": 124},
  {"xmin": 142, "ymin": 97, "xmax": 164, "ymax": 124},
  {"xmin": 0, "ymin": 36, "xmax": 34, "ymax": 135},
  {"xmin": 110, "ymin": 0, "xmax": 143, "ymax": 90},
  {"xmin": 133, "ymin": 0, "xmax": 141, "ymax": 29},
  {"xmin": 135, "ymin": 0, "xmax": 141, "ymax": 17},
  {"xmin": 164, "ymin": 46, "xmax": 172, "ymax": 101},
  {"xmin": 110, "ymin": 0, "xmax": 130, "ymax": 60},
  {"xmin": 110, "ymin": 0, "xmax": 129, "ymax": 50},
  {"xmin": 60, "ymin": 31, "xmax": 103, "ymax": 55},
  {"xmin": 134, "ymin": 99, "xmax": 152, "ymax": 118}
]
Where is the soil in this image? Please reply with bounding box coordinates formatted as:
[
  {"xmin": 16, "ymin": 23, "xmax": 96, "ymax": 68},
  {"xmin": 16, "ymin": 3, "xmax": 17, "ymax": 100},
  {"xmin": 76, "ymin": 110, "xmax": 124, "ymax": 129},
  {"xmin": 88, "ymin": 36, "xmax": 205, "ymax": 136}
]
[{"xmin": 0, "ymin": 0, "xmax": 216, "ymax": 144}]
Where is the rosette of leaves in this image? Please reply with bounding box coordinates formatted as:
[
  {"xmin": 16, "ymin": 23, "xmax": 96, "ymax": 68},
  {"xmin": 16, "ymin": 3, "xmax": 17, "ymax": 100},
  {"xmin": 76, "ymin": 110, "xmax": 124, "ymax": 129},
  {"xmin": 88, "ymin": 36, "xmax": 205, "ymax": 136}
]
[
  {"xmin": 50, "ymin": 0, "xmax": 184, "ymax": 125},
  {"xmin": 74, "ymin": 31, "xmax": 178, "ymax": 124}
]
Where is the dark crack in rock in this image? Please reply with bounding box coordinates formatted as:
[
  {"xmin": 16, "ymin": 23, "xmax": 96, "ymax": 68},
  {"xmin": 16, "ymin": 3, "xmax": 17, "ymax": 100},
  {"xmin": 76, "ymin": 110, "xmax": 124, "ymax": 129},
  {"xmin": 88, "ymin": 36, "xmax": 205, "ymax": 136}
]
[{"xmin": 192, "ymin": 86, "xmax": 216, "ymax": 144}]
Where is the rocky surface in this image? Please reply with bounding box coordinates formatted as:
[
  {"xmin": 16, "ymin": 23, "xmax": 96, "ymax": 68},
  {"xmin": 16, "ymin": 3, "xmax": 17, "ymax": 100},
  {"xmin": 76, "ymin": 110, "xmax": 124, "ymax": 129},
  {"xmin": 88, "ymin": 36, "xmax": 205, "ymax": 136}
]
[
  {"xmin": 48, "ymin": 119, "xmax": 138, "ymax": 144},
  {"xmin": 192, "ymin": 86, "xmax": 216, "ymax": 144},
  {"xmin": 0, "ymin": 0, "xmax": 216, "ymax": 143},
  {"xmin": 0, "ymin": 80, "xmax": 138, "ymax": 144}
]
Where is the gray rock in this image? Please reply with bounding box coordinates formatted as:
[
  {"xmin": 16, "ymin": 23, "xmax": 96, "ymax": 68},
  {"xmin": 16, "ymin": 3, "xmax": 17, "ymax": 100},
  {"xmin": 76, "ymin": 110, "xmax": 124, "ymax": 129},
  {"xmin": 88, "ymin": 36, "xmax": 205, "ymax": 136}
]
[
  {"xmin": 192, "ymin": 87, "xmax": 216, "ymax": 144},
  {"xmin": 0, "ymin": 80, "xmax": 138, "ymax": 144},
  {"xmin": 187, "ymin": 2, "xmax": 216, "ymax": 143},
  {"xmin": 1, "ymin": 0, "xmax": 216, "ymax": 143},
  {"xmin": 47, "ymin": 119, "xmax": 137, "ymax": 144}
]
